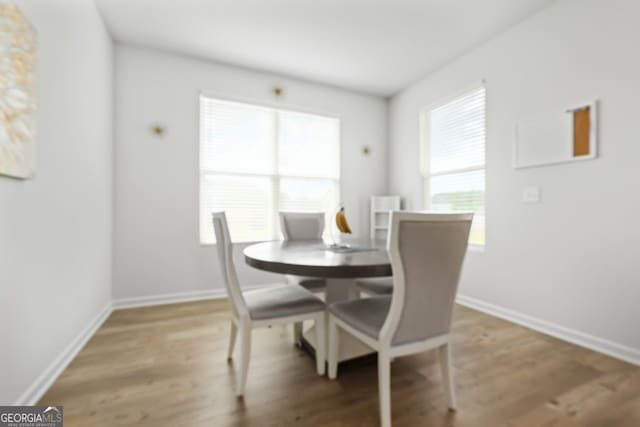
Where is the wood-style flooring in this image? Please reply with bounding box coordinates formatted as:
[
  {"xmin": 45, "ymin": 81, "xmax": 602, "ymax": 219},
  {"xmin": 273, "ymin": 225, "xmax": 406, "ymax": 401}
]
[{"xmin": 39, "ymin": 299, "xmax": 640, "ymax": 426}]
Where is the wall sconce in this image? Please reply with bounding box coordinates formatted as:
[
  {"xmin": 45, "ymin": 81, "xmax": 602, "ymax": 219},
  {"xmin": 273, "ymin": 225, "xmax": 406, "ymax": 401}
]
[{"xmin": 150, "ymin": 124, "xmax": 165, "ymax": 137}]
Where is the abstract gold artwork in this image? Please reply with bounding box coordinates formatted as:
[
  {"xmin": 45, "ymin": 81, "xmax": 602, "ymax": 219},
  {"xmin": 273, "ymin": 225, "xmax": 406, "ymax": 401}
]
[{"xmin": 0, "ymin": 0, "xmax": 36, "ymax": 179}]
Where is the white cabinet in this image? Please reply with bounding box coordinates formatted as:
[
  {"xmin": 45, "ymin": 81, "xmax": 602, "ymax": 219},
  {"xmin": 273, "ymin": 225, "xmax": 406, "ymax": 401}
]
[{"xmin": 370, "ymin": 196, "xmax": 401, "ymax": 240}]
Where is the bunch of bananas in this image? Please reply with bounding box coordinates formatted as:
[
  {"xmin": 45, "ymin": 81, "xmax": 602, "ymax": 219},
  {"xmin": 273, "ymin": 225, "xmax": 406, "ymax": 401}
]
[{"xmin": 335, "ymin": 206, "xmax": 352, "ymax": 234}]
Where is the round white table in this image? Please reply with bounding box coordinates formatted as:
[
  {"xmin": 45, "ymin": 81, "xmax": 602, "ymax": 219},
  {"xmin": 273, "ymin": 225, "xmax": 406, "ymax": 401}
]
[{"xmin": 244, "ymin": 238, "xmax": 391, "ymax": 362}]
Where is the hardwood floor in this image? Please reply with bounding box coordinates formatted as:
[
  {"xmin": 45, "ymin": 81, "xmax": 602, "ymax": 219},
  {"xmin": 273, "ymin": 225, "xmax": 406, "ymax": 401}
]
[{"xmin": 39, "ymin": 300, "xmax": 640, "ymax": 427}]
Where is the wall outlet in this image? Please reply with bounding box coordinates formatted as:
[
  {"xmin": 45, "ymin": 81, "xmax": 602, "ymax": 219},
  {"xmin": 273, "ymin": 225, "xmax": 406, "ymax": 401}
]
[{"xmin": 523, "ymin": 186, "xmax": 541, "ymax": 204}]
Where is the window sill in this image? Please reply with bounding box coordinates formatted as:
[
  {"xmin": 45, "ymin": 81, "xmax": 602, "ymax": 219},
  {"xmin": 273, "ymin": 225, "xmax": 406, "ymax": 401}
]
[
  {"xmin": 468, "ymin": 244, "xmax": 485, "ymax": 253},
  {"xmin": 200, "ymin": 240, "xmax": 275, "ymax": 247}
]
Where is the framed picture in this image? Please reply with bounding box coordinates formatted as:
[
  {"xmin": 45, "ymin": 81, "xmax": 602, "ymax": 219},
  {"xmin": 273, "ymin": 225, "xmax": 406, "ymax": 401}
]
[
  {"xmin": 514, "ymin": 100, "xmax": 598, "ymax": 169},
  {"xmin": 0, "ymin": 0, "xmax": 37, "ymax": 179}
]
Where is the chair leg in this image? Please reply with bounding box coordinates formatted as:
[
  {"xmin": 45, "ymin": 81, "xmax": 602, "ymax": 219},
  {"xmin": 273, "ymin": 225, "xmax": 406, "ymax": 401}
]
[
  {"xmin": 378, "ymin": 352, "xmax": 392, "ymax": 427},
  {"xmin": 328, "ymin": 315, "xmax": 339, "ymax": 379},
  {"xmin": 438, "ymin": 343, "xmax": 457, "ymax": 411},
  {"xmin": 236, "ymin": 320, "xmax": 252, "ymax": 397},
  {"xmin": 314, "ymin": 313, "xmax": 326, "ymax": 375},
  {"xmin": 227, "ymin": 321, "xmax": 237, "ymax": 361},
  {"xmin": 294, "ymin": 321, "xmax": 303, "ymax": 346}
]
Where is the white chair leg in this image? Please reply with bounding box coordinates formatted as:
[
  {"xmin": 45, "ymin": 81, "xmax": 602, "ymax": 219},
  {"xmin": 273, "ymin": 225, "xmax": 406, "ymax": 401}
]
[
  {"xmin": 328, "ymin": 315, "xmax": 339, "ymax": 379},
  {"xmin": 438, "ymin": 343, "xmax": 457, "ymax": 410},
  {"xmin": 236, "ymin": 320, "xmax": 252, "ymax": 397},
  {"xmin": 294, "ymin": 321, "xmax": 303, "ymax": 346},
  {"xmin": 314, "ymin": 313, "xmax": 326, "ymax": 375},
  {"xmin": 227, "ymin": 321, "xmax": 237, "ymax": 361},
  {"xmin": 378, "ymin": 352, "xmax": 392, "ymax": 427}
]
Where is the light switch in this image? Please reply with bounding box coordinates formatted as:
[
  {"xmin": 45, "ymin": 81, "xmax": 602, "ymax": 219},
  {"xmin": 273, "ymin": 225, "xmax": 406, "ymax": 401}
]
[{"xmin": 523, "ymin": 186, "xmax": 541, "ymax": 204}]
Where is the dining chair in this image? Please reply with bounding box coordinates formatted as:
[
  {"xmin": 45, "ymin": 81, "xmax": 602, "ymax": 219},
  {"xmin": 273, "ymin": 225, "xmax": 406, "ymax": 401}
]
[
  {"xmin": 279, "ymin": 211, "xmax": 328, "ymax": 343},
  {"xmin": 327, "ymin": 212, "xmax": 473, "ymax": 427},
  {"xmin": 354, "ymin": 277, "xmax": 393, "ymax": 296},
  {"xmin": 212, "ymin": 212, "xmax": 326, "ymax": 397}
]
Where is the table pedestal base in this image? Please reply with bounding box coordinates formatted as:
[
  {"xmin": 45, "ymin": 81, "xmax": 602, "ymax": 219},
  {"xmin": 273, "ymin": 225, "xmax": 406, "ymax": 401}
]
[
  {"xmin": 301, "ymin": 278, "xmax": 376, "ymax": 363},
  {"xmin": 301, "ymin": 324, "xmax": 374, "ymax": 362}
]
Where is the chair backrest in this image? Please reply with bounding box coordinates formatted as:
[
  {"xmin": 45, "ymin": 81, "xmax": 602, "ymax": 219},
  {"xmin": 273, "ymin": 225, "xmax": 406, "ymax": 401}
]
[
  {"xmin": 212, "ymin": 212, "xmax": 248, "ymax": 319},
  {"xmin": 380, "ymin": 212, "xmax": 473, "ymax": 346},
  {"xmin": 279, "ymin": 212, "xmax": 325, "ymax": 241}
]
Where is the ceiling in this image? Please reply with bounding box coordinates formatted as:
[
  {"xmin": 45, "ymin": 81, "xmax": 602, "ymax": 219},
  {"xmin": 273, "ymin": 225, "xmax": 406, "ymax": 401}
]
[{"xmin": 95, "ymin": 0, "xmax": 555, "ymax": 97}]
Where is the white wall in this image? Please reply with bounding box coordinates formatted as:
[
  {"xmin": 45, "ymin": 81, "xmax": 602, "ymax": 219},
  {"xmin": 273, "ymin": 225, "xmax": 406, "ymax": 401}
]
[
  {"xmin": 389, "ymin": 0, "xmax": 640, "ymax": 357},
  {"xmin": 114, "ymin": 45, "xmax": 388, "ymax": 301},
  {"xmin": 0, "ymin": 0, "xmax": 113, "ymax": 404}
]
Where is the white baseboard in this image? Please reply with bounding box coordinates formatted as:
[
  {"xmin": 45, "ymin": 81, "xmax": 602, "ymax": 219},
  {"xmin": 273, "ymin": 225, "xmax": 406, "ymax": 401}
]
[
  {"xmin": 456, "ymin": 294, "xmax": 640, "ymax": 367},
  {"xmin": 113, "ymin": 289, "xmax": 227, "ymax": 310},
  {"xmin": 112, "ymin": 285, "xmax": 273, "ymax": 310},
  {"xmin": 15, "ymin": 302, "xmax": 113, "ymax": 405}
]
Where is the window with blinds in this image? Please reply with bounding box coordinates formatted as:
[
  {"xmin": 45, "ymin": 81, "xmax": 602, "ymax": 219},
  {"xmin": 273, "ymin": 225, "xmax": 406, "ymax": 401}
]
[
  {"xmin": 200, "ymin": 97, "xmax": 340, "ymax": 244},
  {"xmin": 421, "ymin": 86, "xmax": 486, "ymax": 246}
]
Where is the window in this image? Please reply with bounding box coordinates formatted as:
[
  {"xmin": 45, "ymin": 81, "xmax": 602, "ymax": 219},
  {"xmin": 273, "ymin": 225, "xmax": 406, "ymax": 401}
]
[
  {"xmin": 200, "ymin": 97, "xmax": 340, "ymax": 243},
  {"xmin": 421, "ymin": 85, "xmax": 486, "ymax": 246}
]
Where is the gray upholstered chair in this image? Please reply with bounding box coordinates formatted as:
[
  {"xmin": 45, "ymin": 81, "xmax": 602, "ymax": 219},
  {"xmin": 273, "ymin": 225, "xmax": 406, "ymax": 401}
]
[
  {"xmin": 327, "ymin": 212, "xmax": 473, "ymax": 427},
  {"xmin": 279, "ymin": 212, "xmax": 328, "ymax": 343},
  {"xmin": 354, "ymin": 277, "xmax": 393, "ymax": 296},
  {"xmin": 212, "ymin": 212, "xmax": 326, "ymax": 397},
  {"xmin": 280, "ymin": 211, "xmax": 326, "ymax": 241},
  {"xmin": 279, "ymin": 211, "xmax": 328, "ymax": 293}
]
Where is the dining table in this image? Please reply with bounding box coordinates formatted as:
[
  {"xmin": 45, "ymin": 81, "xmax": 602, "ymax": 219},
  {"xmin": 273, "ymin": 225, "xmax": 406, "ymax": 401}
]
[{"xmin": 244, "ymin": 238, "xmax": 391, "ymax": 363}]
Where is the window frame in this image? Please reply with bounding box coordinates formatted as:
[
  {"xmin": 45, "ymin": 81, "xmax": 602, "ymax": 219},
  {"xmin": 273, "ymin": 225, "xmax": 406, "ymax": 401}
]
[
  {"xmin": 198, "ymin": 94, "xmax": 342, "ymax": 245},
  {"xmin": 419, "ymin": 82, "xmax": 486, "ymax": 249}
]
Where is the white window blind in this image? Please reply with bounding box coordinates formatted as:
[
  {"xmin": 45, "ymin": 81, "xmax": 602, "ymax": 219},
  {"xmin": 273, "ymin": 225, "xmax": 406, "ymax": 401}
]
[
  {"xmin": 200, "ymin": 97, "xmax": 340, "ymax": 243},
  {"xmin": 422, "ymin": 86, "xmax": 486, "ymax": 245}
]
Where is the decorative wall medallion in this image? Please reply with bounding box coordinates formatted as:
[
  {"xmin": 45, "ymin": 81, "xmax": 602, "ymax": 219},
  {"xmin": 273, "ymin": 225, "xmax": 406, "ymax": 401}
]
[{"xmin": 0, "ymin": 0, "xmax": 36, "ymax": 179}]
